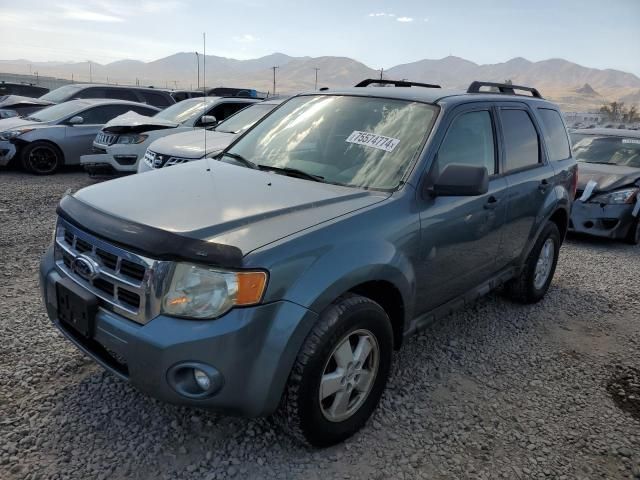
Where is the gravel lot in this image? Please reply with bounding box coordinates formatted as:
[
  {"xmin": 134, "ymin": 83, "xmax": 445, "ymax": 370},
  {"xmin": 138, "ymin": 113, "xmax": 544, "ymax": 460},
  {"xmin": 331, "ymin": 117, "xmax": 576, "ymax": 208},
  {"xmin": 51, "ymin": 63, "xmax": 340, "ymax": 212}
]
[{"xmin": 1, "ymin": 171, "xmax": 639, "ymax": 480}]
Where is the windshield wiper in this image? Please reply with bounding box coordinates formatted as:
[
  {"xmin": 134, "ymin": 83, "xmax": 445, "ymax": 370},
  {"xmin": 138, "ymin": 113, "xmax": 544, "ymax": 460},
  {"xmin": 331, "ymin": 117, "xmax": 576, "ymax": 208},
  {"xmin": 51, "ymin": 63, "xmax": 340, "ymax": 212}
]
[
  {"xmin": 221, "ymin": 152, "xmax": 257, "ymax": 169},
  {"xmin": 258, "ymin": 165, "xmax": 324, "ymax": 182}
]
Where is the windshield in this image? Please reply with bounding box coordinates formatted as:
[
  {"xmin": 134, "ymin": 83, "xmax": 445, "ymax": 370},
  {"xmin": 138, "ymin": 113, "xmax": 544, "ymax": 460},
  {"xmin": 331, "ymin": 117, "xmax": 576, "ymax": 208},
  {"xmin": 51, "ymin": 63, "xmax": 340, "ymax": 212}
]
[
  {"xmin": 25, "ymin": 101, "xmax": 85, "ymax": 123},
  {"xmin": 225, "ymin": 95, "xmax": 437, "ymax": 189},
  {"xmin": 214, "ymin": 103, "xmax": 277, "ymax": 134},
  {"xmin": 39, "ymin": 85, "xmax": 84, "ymax": 103},
  {"xmin": 573, "ymin": 135, "xmax": 640, "ymax": 168},
  {"xmin": 154, "ymin": 98, "xmax": 215, "ymax": 124}
]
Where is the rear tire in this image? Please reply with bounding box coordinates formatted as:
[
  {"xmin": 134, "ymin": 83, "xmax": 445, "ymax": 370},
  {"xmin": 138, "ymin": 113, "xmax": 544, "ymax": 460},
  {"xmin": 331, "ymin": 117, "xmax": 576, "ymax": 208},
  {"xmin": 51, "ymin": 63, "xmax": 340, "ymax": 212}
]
[
  {"xmin": 505, "ymin": 222, "xmax": 561, "ymax": 304},
  {"xmin": 21, "ymin": 141, "xmax": 63, "ymax": 175},
  {"xmin": 624, "ymin": 218, "xmax": 640, "ymax": 245},
  {"xmin": 274, "ymin": 295, "xmax": 393, "ymax": 447}
]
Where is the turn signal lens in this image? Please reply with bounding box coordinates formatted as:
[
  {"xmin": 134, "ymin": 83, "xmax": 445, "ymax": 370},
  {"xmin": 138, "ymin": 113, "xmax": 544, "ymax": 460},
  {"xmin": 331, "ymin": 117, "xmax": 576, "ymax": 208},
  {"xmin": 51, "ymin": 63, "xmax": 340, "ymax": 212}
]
[{"xmin": 236, "ymin": 272, "xmax": 268, "ymax": 305}]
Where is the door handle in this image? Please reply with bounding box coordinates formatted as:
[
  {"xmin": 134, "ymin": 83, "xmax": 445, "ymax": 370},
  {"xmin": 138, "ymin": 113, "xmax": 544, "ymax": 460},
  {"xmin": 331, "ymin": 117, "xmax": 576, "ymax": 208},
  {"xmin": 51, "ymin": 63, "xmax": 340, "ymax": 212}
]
[
  {"xmin": 484, "ymin": 196, "xmax": 499, "ymax": 209},
  {"xmin": 538, "ymin": 179, "xmax": 550, "ymax": 192}
]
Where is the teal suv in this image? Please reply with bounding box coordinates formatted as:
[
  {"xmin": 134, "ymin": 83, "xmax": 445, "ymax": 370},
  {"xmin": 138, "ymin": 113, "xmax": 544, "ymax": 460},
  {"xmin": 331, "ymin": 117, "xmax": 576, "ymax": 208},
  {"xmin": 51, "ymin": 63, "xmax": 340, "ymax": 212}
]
[{"xmin": 40, "ymin": 80, "xmax": 576, "ymax": 446}]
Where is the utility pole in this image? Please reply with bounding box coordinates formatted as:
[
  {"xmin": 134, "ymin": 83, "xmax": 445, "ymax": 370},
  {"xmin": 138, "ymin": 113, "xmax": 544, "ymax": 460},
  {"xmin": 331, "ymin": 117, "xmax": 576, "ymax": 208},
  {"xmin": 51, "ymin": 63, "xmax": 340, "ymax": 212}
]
[
  {"xmin": 313, "ymin": 67, "xmax": 320, "ymax": 90},
  {"xmin": 195, "ymin": 51, "xmax": 200, "ymax": 89},
  {"xmin": 271, "ymin": 66, "xmax": 279, "ymax": 96},
  {"xmin": 379, "ymin": 68, "xmax": 384, "ymax": 80}
]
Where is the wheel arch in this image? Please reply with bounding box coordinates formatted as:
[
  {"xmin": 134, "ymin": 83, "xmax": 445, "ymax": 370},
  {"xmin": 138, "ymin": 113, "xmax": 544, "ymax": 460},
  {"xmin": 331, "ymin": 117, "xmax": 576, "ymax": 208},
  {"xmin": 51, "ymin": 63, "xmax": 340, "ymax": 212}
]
[{"xmin": 17, "ymin": 138, "xmax": 66, "ymax": 164}]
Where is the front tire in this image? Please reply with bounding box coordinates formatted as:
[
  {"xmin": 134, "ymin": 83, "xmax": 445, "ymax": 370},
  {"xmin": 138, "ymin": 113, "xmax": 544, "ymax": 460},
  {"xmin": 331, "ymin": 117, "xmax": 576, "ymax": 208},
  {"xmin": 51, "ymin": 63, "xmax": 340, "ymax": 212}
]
[
  {"xmin": 21, "ymin": 141, "xmax": 63, "ymax": 175},
  {"xmin": 505, "ymin": 222, "xmax": 561, "ymax": 304},
  {"xmin": 275, "ymin": 295, "xmax": 393, "ymax": 447}
]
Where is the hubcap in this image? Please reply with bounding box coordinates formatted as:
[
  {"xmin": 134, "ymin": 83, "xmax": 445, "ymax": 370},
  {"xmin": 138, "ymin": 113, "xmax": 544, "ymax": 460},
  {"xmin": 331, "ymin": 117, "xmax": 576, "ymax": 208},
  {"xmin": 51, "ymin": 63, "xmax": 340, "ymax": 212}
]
[
  {"xmin": 28, "ymin": 146, "xmax": 58, "ymax": 173},
  {"xmin": 319, "ymin": 329, "xmax": 379, "ymax": 423},
  {"xmin": 534, "ymin": 238, "xmax": 555, "ymax": 290}
]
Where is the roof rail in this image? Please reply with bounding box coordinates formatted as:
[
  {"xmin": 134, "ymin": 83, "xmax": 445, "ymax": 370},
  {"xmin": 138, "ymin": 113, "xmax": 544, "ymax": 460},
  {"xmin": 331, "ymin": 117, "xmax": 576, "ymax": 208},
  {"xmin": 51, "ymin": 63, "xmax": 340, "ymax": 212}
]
[
  {"xmin": 355, "ymin": 79, "xmax": 441, "ymax": 89},
  {"xmin": 467, "ymin": 81, "xmax": 543, "ymax": 99}
]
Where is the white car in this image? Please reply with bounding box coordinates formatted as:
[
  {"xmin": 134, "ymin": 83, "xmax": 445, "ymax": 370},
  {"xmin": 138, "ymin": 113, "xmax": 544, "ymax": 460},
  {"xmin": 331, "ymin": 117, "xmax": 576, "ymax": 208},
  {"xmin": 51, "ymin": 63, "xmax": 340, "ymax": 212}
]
[
  {"xmin": 81, "ymin": 96, "xmax": 259, "ymax": 175},
  {"xmin": 138, "ymin": 97, "xmax": 285, "ymax": 173}
]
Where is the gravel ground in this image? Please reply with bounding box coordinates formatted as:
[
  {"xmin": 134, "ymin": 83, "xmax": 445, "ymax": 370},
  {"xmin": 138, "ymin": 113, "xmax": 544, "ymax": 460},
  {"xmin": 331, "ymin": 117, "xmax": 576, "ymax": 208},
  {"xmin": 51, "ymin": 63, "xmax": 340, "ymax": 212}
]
[{"xmin": 1, "ymin": 171, "xmax": 639, "ymax": 480}]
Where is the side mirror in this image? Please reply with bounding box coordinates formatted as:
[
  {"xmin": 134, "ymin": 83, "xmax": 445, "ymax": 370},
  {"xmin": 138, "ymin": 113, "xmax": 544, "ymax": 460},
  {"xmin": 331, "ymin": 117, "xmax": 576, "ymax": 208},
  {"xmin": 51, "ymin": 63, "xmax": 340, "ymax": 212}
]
[
  {"xmin": 68, "ymin": 116, "xmax": 84, "ymax": 125},
  {"xmin": 201, "ymin": 115, "xmax": 217, "ymax": 125},
  {"xmin": 429, "ymin": 164, "xmax": 489, "ymax": 197}
]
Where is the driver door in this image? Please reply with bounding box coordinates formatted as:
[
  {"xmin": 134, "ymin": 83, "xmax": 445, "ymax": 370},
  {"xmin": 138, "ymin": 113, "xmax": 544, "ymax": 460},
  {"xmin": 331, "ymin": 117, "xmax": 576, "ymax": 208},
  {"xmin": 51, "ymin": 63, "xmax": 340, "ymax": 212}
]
[{"xmin": 415, "ymin": 104, "xmax": 508, "ymax": 314}]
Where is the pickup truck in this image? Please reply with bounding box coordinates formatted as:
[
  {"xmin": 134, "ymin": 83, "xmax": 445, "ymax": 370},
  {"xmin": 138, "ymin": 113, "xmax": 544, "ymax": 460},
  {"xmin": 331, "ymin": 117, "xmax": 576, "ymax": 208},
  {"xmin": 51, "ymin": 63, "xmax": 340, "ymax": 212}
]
[{"xmin": 40, "ymin": 80, "xmax": 576, "ymax": 447}]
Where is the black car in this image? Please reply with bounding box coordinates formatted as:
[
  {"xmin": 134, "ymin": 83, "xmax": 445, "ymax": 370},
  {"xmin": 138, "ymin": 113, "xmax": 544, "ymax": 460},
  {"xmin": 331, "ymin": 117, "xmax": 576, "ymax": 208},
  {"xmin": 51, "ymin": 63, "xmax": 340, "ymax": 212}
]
[
  {"xmin": 0, "ymin": 84, "xmax": 175, "ymax": 117},
  {"xmin": 0, "ymin": 81, "xmax": 49, "ymax": 98},
  {"xmin": 570, "ymin": 128, "xmax": 640, "ymax": 244}
]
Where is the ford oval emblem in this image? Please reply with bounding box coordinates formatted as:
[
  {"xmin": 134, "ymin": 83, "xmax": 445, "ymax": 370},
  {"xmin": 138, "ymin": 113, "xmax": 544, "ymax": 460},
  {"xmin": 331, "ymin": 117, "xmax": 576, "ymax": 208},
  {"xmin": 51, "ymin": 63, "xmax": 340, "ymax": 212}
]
[{"xmin": 72, "ymin": 255, "xmax": 99, "ymax": 281}]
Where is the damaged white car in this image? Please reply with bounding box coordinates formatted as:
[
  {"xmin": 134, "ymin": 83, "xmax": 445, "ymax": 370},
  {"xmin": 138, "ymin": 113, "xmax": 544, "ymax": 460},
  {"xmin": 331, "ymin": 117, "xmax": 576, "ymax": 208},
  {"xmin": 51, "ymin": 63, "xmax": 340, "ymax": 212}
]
[
  {"xmin": 137, "ymin": 97, "xmax": 285, "ymax": 173},
  {"xmin": 570, "ymin": 128, "xmax": 640, "ymax": 244},
  {"xmin": 81, "ymin": 96, "xmax": 259, "ymax": 175}
]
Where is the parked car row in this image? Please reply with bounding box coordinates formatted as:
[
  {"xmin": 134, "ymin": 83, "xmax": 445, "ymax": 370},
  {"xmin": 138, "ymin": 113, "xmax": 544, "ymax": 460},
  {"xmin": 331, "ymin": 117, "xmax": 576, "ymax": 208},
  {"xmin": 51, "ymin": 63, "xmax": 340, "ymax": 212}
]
[{"xmin": 40, "ymin": 79, "xmax": 583, "ymax": 447}]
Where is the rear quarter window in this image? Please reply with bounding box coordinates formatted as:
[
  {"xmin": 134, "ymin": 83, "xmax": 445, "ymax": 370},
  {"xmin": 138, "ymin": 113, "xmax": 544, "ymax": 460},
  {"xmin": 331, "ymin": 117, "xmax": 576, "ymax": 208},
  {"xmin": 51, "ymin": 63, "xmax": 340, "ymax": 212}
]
[
  {"xmin": 500, "ymin": 109, "xmax": 541, "ymax": 172},
  {"xmin": 538, "ymin": 109, "xmax": 571, "ymax": 161}
]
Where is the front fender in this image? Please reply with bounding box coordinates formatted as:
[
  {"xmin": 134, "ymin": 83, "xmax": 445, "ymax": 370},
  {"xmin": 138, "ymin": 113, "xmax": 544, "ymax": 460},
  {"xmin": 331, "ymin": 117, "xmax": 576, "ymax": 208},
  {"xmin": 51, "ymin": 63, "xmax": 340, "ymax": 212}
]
[{"xmin": 271, "ymin": 239, "xmax": 415, "ymax": 330}]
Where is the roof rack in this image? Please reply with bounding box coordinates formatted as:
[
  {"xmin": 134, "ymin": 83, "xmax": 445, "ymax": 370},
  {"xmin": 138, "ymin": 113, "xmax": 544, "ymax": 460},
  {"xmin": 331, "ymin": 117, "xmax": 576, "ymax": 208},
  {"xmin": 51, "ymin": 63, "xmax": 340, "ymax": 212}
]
[
  {"xmin": 467, "ymin": 81, "xmax": 543, "ymax": 99},
  {"xmin": 355, "ymin": 79, "xmax": 441, "ymax": 89}
]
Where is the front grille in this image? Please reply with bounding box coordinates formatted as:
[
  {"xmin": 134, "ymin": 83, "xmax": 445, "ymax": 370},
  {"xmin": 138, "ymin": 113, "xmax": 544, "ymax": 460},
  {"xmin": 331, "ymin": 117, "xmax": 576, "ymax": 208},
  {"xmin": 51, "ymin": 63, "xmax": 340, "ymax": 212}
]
[
  {"xmin": 143, "ymin": 149, "xmax": 193, "ymax": 169},
  {"xmin": 95, "ymin": 132, "xmax": 119, "ymax": 146},
  {"xmin": 54, "ymin": 219, "xmax": 163, "ymax": 324}
]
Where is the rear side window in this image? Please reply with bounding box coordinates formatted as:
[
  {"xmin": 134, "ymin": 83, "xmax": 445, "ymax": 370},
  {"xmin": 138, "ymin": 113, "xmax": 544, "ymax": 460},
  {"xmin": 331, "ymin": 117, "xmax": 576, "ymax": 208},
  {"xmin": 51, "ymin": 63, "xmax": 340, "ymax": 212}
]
[
  {"xmin": 105, "ymin": 88, "xmax": 138, "ymax": 102},
  {"xmin": 436, "ymin": 110, "xmax": 496, "ymax": 175},
  {"xmin": 138, "ymin": 91, "xmax": 172, "ymax": 108},
  {"xmin": 500, "ymin": 109, "xmax": 540, "ymax": 172},
  {"xmin": 538, "ymin": 109, "xmax": 570, "ymax": 161}
]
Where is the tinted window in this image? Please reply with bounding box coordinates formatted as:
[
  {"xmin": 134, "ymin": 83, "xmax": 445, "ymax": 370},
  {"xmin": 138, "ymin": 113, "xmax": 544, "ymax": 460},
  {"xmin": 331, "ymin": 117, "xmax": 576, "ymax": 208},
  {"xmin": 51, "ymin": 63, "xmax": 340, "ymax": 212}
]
[
  {"xmin": 74, "ymin": 87, "xmax": 108, "ymax": 99},
  {"xmin": 205, "ymin": 102, "xmax": 251, "ymax": 124},
  {"xmin": 139, "ymin": 91, "xmax": 172, "ymax": 108},
  {"xmin": 77, "ymin": 105, "xmax": 133, "ymax": 124},
  {"xmin": 501, "ymin": 109, "xmax": 540, "ymax": 171},
  {"xmin": 436, "ymin": 110, "xmax": 496, "ymax": 175},
  {"xmin": 214, "ymin": 103, "xmax": 278, "ymax": 134},
  {"xmin": 538, "ymin": 109, "xmax": 570, "ymax": 161},
  {"xmin": 130, "ymin": 106, "xmax": 159, "ymax": 116},
  {"xmin": 105, "ymin": 88, "xmax": 138, "ymax": 102}
]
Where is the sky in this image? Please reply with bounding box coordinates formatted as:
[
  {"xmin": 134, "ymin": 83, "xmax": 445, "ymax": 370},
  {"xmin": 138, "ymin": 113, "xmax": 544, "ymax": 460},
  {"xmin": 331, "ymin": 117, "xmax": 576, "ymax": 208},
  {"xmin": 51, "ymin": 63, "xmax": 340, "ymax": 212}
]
[{"xmin": 1, "ymin": 0, "xmax": 639, "ymax": 76}]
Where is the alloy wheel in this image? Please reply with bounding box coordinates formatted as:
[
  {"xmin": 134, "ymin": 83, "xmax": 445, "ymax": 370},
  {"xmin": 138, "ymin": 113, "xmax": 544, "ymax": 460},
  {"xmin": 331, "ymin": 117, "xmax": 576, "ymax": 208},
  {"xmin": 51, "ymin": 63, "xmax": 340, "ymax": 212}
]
[
  {"xmin": 27, "ymin": 145, "xmax": 59, "ymax": 174},
  {"xmin": 319, "ymin": 329, "xmax": 380, "ymax": 423},
  {"xmin": 534, "ymin": 238, "xmax": 555, "ymax": 290}
]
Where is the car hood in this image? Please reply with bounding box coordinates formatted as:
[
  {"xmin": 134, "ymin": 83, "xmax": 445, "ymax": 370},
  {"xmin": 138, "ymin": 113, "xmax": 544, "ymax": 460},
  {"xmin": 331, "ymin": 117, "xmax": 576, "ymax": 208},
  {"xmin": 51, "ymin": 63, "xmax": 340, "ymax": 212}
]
[
  {"xmin": 71, "ymin": 159, "xmax": 389, "ymax": 257},
  {"xmin": 149, "ymin": 129, "xmax": 236, "ymax": 159},
  {"xmin": 102, "ymin": 111, "xmax": 179, "ymax": 134},
  {"xmin": 0, "ymin": 116, "xmax": 47, "ymax": 131},
  {"xmin": 577, "ymin": 162, "xmax": 640, "ymax": 192},
  {"xmin": 0, "ymin": 95, "xmax": 54, "ymax": 109}
]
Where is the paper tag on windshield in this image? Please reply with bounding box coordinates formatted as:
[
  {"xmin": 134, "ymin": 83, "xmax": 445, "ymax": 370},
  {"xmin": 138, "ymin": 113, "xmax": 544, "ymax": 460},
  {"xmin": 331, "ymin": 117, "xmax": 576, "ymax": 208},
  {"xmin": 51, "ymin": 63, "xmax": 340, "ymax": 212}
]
[
  {"xmin": 579, "ymin": 180, "xmax": 598, "ymax": 202},
  {"xmin": 622, "ymin": 139, "xmax": 640, "ymax": 144},
  {"xmin": 346, "ymin": 131, "xmax": 400, "ymax": 152}
]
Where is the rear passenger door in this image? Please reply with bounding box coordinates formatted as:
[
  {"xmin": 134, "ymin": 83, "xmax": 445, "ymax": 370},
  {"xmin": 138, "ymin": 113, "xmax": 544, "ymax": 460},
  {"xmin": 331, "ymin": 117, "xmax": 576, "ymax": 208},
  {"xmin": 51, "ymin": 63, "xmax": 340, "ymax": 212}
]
[
  {"xmin": 416, "ymin": 104, "xmax": 508, "ymax": 313},
  {"xmin": 496, "ymin": 104, "xmax": 556, "ymax": 265}
]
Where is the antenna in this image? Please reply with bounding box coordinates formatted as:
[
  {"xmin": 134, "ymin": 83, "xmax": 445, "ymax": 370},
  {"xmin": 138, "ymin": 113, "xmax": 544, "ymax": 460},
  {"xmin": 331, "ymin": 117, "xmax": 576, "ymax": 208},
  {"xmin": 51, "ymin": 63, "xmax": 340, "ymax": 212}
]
[
  {"xmin": 314, "ymin": 67, "xmax": 320, "ymax": 90},
  {"xmin": 203, "ymin": 32, "xmax": 207, "ymax": 157}
]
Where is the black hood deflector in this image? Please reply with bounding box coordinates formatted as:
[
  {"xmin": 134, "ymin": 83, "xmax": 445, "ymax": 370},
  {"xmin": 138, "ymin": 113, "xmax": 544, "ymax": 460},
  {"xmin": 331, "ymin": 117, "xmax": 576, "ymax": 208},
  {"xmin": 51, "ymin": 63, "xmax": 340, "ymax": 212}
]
[{"xmin": 57, "ymin": 195, "xmax": 243, "ymax": 268}]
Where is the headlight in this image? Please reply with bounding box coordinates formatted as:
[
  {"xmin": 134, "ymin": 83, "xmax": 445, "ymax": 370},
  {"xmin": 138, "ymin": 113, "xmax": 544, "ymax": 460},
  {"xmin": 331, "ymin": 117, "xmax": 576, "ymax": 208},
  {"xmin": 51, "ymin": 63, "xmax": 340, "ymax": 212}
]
[
  {"xmin": 0, "ymin": 128, "xmax": 33, "ymax": 141},
  {"xmin": 162, "ymin": 263, "xmax": 267, "ymax": 319},
  {"xmin": 116, "ymin": 134, "xmax": 148, "ymax": 144},
  {"xmin": 589, "ymin": 188, "xmax": 639, "ymax": 205}
]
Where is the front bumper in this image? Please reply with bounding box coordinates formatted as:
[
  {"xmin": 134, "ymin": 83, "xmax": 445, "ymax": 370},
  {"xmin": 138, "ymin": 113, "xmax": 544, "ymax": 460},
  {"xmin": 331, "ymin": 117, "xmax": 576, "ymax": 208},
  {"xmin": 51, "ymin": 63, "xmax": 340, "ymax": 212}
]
[
  {"xmin": 0, "ymin": 140, "xmax": 17, "ymax": 166},
  {"xmin": 569, "ymin": 200, "xmax": 637, "ymax": 240},
  {"xmin": 40, "ymin": 246, "xmax": 317, "ymax": 416},
  {"xmin": 81, "ymin": 140, "xmax": 148, "ymax": 173}
]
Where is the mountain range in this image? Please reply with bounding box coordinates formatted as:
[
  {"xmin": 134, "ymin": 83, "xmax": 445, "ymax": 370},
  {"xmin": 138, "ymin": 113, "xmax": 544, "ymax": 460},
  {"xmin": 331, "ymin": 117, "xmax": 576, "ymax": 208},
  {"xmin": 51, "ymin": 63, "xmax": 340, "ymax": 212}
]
[{"xmin": 2, "ymin": 53, "xmax": 639, "ymax": 111}]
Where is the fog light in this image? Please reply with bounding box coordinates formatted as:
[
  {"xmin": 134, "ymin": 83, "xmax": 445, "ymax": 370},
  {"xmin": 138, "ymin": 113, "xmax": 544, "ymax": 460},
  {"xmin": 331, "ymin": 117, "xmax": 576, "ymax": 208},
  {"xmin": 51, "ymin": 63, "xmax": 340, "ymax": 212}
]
[{"xmin": 193, "ymin": 369, "xmax": 211, "ymax": 391}]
